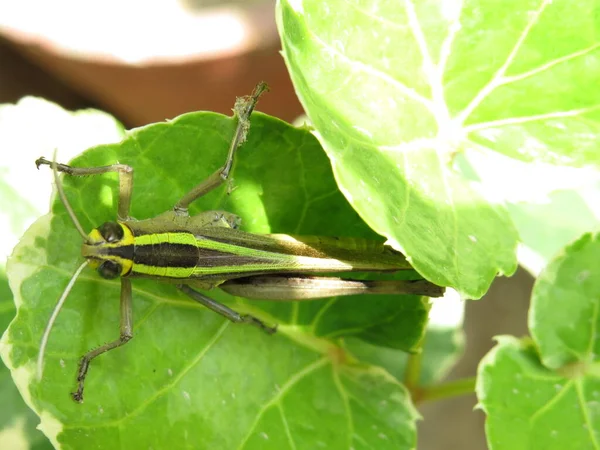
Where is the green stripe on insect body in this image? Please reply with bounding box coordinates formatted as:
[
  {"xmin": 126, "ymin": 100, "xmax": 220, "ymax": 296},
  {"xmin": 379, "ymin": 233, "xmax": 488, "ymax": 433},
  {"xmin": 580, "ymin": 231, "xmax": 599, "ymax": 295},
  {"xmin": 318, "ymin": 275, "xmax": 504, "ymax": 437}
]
[{"xmin": 131, "ymin": 229, "xmax": 356, "ymax": 278}]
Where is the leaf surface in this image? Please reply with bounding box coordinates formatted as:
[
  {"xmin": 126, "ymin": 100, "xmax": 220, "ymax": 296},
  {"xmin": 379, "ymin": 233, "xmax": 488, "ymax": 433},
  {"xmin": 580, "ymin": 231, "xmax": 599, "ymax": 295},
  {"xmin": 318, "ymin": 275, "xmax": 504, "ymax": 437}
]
[
  {"xmin": 478, "ymin": 233, "xmax": 600, "ymax": 449},
  {"xmin": 2, "ymin": 109, "xmax": 428, "ymax": 449},
  {"xmin": 278, "ymin": 0, "xmax": 600, "ymax": 297}
]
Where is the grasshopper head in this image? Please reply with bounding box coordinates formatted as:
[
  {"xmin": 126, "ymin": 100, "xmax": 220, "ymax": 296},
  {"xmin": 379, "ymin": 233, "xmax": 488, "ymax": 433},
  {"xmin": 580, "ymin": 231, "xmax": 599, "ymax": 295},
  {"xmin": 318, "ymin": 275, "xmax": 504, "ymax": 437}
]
[{"xmin": 82, "ymin": 221, "xmax": 134, "ymax": 279}]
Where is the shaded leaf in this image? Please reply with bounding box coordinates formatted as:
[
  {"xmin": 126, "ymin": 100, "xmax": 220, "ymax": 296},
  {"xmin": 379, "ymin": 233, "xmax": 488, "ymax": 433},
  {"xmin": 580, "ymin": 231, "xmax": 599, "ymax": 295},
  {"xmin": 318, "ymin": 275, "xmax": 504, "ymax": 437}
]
[
  {"xmin": 346, "ymin": 289, "xmax": 465, "ymax": 385},
  {"xmin": 2, "ymin": 110, "xmax": 428, "ymax": 448}
]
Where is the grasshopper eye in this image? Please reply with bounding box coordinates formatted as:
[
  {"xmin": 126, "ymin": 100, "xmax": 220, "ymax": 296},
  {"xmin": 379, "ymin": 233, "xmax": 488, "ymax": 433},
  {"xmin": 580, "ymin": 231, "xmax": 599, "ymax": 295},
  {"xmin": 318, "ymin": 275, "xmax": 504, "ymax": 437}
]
[
  {"xmin": 98, "ymin": 222, "xmax": 124, "ymax": 243},
  {"xmin": 98, "ymin": 261, "xmax": 121, "ymax": 279}
]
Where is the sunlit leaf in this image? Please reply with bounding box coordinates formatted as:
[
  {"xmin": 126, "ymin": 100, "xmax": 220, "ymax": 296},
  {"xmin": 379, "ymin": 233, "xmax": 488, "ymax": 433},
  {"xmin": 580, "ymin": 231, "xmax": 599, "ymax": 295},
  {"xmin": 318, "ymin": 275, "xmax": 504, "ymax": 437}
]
[
  {"xmin": 278, "ymin": 0, "xmax": 600, "ymax": 297},
  {"xmin": 478, "ymin": 233, "xmax": 600, "ymax": 450}
]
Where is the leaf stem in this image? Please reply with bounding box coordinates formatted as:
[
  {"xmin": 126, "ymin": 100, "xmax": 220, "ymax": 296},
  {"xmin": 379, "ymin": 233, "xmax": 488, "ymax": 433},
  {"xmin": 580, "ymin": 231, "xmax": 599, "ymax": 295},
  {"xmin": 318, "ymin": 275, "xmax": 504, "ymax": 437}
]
[
  {"xmin": 403, "ymin": 349, "xmax": 423, "ymax": 390},
  {"xmin": 415, "ymin": 377, "xmax": 477, "ymax": 403}
]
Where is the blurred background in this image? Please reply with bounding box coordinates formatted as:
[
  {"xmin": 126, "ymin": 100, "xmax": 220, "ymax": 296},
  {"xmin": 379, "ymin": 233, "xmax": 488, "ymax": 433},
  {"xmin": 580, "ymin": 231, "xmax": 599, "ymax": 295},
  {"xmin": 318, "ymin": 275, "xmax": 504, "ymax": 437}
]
[
  {"xmin": 0, "ymin": 1, "xmax": 533, "ymax": 449},
  {"xmin": 0, "ymin": 0, "xmax": 304, "ymax": 126}
]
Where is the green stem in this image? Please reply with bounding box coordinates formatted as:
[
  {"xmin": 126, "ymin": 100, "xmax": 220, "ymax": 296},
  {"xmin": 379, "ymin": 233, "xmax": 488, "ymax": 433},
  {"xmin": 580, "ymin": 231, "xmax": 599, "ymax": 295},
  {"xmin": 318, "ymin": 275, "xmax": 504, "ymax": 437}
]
[
  {"xmin": 417, "ymin": 377, "xmax": 477, "ymax": 403},
  {"xmin": 403, "ymin": 350, "xmax": 423, "ymax": 390}
]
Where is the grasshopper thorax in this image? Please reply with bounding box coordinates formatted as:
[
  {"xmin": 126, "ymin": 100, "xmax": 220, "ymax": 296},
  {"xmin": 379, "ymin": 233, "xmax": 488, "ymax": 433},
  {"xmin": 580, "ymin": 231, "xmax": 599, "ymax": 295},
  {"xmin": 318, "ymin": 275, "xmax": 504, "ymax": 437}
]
[{"xmin": 81, "ymin": 221, "xmax": 134, "ymax": 279}]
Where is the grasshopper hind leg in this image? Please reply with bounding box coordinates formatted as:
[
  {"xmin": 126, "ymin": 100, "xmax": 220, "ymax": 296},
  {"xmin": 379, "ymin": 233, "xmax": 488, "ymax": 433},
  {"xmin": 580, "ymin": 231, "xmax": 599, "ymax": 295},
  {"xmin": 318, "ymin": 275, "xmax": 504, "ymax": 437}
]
[
  {"xmin": 176, "ymin": 284, "xmax": 276, "ymax": 334},
  {"xmin": 173, "ymin": 82, "xmax": 268, "ymax": 215}
]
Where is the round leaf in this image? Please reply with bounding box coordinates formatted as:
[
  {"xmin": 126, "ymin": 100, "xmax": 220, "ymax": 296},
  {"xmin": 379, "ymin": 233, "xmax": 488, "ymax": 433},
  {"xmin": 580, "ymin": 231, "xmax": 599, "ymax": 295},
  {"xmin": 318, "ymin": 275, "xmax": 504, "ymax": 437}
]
[
  {"xmin": 529, "ymin": 232, "xmax": 600, "ymax": 370},
  {"xmin": 278, "ymin": 0, "xmax": 600, "ymax": 297},
  {"xmin": 2, "ymin": 111, "xmax": 427, "ymax": 448},
  {"xmin": 477, "ymin": 336, "xmax": 600, "ymax": 450}
]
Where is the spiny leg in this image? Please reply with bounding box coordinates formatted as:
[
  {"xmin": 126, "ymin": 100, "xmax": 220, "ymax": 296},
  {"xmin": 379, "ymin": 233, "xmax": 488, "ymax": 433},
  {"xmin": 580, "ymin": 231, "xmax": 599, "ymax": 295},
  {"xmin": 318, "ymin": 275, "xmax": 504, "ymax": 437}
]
[
  {"xmin": 176, "ymin": 284, "xmax": 276, "ymax": 334},
  {"xmin": 72, "ymin": 278, "xmax": 134, "ymax": 403},
  {"xmin": 173, "ymin": 82, "xmax": 269, "ymax": 215},
  {"xmin": 36, "ymin": 157, "xmax": 134, "ymax": 221}
]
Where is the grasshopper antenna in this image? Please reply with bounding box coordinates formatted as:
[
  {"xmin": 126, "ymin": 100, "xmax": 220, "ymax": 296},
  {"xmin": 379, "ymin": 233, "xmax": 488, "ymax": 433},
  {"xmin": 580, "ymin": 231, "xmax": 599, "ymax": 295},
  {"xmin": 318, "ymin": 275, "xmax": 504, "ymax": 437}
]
[
  {"xmin": 37, "ymin": 260, "xmax": 89, "ymax": 380},
  {"xmin": 37, "ymin": 150, "xmax": 93, "ymax": 379},
  {"xmin": 50, "ymin": 149, "xmax": 92, "ymax": 244}
]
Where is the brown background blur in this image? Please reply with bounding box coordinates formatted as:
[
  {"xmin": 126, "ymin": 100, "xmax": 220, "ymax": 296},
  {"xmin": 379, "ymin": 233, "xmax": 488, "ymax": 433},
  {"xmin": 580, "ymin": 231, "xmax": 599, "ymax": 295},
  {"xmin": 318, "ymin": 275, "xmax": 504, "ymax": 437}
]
[{"xmin": 0, "ymin": 35, "xmax": 533, "ymax": 450}]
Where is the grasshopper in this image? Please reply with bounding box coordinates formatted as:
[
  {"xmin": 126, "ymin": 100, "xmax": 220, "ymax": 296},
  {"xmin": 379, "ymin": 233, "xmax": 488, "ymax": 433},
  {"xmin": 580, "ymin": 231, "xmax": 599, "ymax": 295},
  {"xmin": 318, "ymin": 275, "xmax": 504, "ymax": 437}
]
[{"xmin": 36, "ymin": 82, "xmax": 444, "ymax": 402}]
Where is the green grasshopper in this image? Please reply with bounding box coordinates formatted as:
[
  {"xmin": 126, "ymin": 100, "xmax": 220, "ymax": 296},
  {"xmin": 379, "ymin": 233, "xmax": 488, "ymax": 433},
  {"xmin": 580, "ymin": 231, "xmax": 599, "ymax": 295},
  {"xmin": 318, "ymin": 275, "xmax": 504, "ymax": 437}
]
[{"xmin": 36, "ymin": 82, "xmax": 444, "ymax": 403}]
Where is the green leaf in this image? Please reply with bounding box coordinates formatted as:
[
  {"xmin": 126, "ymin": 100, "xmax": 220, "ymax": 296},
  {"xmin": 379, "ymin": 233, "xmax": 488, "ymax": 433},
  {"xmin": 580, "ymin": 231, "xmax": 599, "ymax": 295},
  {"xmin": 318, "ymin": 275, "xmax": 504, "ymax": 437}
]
[
  {"xmin": 478, "ymin": 232, "xmax": 600, "ymax": 449},
  {"xmin": 1, "ymin": 270, "xmax": 51, "ymax": 450},
  {"xmin": 529, "ymin": 232, "xmax": 600, "ymax": 370},
  {"xmin": 457, "ymin": 2, "xmax": 600, "ymax": 167},
  {"xmin": 2, "ymin": 110, "xmax": 428, "ymax": 448},
  {"xmin": 278, "ymin": 0, "xmax": 600, "ymax": 297},
  {"xmin": 477, "ymin": 336, "xmax": 600, "ymax": 450}
]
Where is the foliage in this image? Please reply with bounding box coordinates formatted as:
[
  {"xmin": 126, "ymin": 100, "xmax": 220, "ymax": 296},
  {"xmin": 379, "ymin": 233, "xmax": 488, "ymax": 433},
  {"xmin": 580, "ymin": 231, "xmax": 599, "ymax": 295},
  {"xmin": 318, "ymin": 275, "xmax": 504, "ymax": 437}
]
[{"xmin": 2, "ymin": 0, "xmax": 600, "ymax": 448}]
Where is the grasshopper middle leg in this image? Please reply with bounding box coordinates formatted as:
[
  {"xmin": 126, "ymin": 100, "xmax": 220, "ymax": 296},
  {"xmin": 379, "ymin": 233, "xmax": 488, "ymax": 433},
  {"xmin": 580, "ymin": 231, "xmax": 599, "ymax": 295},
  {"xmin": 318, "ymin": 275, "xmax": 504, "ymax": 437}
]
[{"xmin": 176, "ymin": 284, "xmax": 276, "ymax": 334}]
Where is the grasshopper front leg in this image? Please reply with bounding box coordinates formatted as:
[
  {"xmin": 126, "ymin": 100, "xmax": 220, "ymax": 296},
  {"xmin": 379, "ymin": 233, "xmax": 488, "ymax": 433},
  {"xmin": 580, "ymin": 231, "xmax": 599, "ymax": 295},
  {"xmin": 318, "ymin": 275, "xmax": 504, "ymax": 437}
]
[
  {"xmin": 73, "ymin": 278, "xmax": 134, "ymax": 403},
  {"xmin": 35, "ymin": 157, "xmax": 134, "ymax": 221}
]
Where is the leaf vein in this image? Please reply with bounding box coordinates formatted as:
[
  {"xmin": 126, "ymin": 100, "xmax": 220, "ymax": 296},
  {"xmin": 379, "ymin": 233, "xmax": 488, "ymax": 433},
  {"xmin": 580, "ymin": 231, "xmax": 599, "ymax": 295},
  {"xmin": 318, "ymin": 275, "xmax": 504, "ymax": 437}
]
[
  {"xmin": 65, "ymin": 320, "xmax": 230, "ymax": 430},
  {"xmin": 456, "ymin": 0, "xmax": 552, "ymax": 124},
  {"xmin": 306, "ymin": 29, "xmax": 435, "ymax": 112},
  {"xmin": 310, "ymin": 297, "xmax": 338, "ymax": 334},
  {"xmin": 341, "ymin": 0, "xmax": 408, "ymax": 31},
  {"xmin": 236, "ymin": 357, "xmax": 329, "ymax": 450},
  {"xmin": 404, "ymin": 0, "xmax": 451, "ymax": 124},
  {"xmin": 503, "ymin": 42, "xmax": 600, "ymax": 85},
  {"xmin": 278, "ymin": 403, "xmax": 297, "ymax": 450},
  {"xmin": 586, "ymin": 297, "xmax": 599, "ymax": 357},
  {"xmin": 529, "ymin": 379, "xmax": 575, "ymax": 423},
  {"xmin": 464, "ymin": 105, "xmax": 600, "ymax": 133},
  {"xmin": 332, "ymin": 367, "xmax": 355, "ymax": 449},
  {"xmin": 576, "ymin": 379, "xmax": 600, "ymax": 450},
  {"xmin": 437, "ymin": 0, "xmax": 464, "ymax": 81}
]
